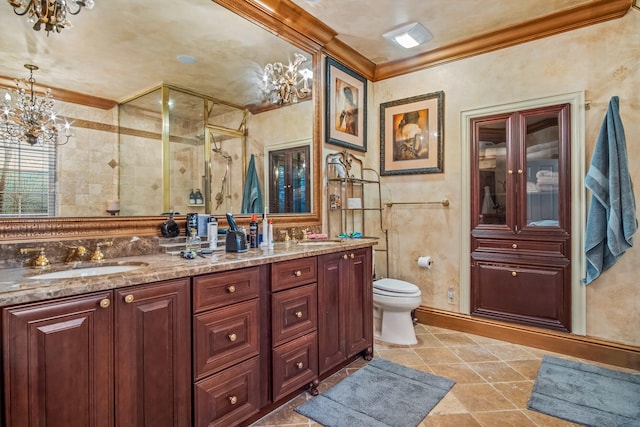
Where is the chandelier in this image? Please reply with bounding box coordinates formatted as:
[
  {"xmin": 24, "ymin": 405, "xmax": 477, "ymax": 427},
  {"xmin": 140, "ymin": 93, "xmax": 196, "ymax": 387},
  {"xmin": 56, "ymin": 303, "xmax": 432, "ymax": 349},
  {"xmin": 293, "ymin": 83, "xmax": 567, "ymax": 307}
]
[
  {"xmin": 262, "ymin": 52, "xmax": 313, "ymax": 105},
  {"xmin": 8, "ymin": 0, "xmax": 95, "ymax": 35},
  {"xmin": 1, "ymin": 64, "xmax": 72, "ymax": 146}
]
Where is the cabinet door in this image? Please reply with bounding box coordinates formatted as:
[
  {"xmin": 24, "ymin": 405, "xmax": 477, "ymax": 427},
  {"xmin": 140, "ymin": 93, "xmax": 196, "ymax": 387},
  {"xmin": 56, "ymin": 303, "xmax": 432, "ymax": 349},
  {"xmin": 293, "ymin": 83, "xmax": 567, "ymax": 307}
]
[
  {"xmin": 317, "ymin": 252, "xmax": 346, "ymax": 375},
  {"xmin": 3, "ymin": 292, "xmax": 113, "ymax": 427},
  {"xmin": 115, "ymin": 278, "xmax": 191, "ymax": 427},
  {"xmin": 345, "ymin": 248, "xmax": 373, "ymax": 357}
]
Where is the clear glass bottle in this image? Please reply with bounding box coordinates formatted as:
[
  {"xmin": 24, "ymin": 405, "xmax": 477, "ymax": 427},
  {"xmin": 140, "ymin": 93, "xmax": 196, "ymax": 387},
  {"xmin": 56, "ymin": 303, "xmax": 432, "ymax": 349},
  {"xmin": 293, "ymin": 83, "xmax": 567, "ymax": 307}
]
[{"xmin": 186, "ymin": 229, "xmax": 201, "ymax": 253}]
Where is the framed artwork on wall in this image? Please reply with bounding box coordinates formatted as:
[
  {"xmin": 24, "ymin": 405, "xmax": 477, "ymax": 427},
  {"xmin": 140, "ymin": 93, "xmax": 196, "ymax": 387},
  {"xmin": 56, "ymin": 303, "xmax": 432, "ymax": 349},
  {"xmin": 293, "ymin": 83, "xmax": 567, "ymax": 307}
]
[
  {"xmin": 325, "ymin": 57, "xmax": 367, "ymax": 152},
  {"xmin": 380, "ymin": 91, "xmax": 444, "ymax": 175}
]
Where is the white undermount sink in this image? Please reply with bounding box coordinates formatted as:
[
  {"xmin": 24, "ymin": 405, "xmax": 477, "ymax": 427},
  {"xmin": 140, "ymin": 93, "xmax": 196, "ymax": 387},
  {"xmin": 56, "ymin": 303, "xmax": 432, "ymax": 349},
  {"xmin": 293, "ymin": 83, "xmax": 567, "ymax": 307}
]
[{"xmin": 28, "ymin": 262, "xmax": 148, "ymax": 280}]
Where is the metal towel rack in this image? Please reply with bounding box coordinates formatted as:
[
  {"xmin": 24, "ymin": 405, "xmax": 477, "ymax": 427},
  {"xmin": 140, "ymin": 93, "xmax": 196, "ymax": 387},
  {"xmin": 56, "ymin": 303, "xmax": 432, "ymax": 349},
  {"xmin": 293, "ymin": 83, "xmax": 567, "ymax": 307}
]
[{"xmin": 384, "ymin": 199, "xmax": 450, "ymax": 207}]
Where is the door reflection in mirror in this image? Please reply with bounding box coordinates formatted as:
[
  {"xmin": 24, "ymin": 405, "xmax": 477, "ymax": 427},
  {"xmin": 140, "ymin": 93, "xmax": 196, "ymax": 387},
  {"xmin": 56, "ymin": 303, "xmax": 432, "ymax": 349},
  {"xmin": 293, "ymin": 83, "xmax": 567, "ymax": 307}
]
[{"xmin": 268, "ymin": 144, "xmax": 310, "ymax": 214}]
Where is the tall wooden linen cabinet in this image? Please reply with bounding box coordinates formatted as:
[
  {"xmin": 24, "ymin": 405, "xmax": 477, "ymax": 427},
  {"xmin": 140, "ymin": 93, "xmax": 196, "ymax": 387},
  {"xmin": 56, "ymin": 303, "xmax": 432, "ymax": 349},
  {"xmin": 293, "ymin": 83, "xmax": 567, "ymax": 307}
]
[{"xmin": 470, "ymin": 103, "xmax": 572, "ymax": 332}]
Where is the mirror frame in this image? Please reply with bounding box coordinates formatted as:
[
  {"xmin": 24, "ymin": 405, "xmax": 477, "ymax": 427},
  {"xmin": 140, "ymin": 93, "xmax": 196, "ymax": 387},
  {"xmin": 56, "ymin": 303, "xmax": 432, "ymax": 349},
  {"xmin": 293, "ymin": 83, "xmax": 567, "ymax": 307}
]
[{"xmin": 0, "ymin": 0, "xmax": 323, "ymax": 242}]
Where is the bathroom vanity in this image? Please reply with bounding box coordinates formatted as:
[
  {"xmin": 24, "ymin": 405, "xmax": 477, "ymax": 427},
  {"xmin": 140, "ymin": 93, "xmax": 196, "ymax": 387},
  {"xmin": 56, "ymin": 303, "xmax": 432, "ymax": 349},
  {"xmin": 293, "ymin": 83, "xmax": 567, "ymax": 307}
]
[{"xmin": 0, "ymin": 240, "xmax": 374, "ymax": 427}]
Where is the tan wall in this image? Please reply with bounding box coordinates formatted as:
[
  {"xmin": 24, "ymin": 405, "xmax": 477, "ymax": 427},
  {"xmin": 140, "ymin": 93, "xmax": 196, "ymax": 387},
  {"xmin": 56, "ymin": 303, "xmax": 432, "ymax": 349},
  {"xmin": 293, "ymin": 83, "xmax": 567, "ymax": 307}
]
[{"xmin": 365, "ymin": 11, "xmax": 640, "ymax": 346}]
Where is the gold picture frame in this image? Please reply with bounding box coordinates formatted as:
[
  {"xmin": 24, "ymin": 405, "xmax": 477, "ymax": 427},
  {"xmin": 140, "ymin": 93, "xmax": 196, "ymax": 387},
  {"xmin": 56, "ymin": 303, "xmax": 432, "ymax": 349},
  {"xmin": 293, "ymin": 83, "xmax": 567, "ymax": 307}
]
[{"xmin": 380, "ymin": 91, "xmax": 444, "ymax": 175}]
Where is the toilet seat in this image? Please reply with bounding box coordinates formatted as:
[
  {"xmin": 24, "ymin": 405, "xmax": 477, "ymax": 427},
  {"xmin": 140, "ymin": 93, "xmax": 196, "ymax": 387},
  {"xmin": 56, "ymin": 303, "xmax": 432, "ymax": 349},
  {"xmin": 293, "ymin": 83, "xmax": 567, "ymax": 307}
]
[{"xmin": 373, "ymin": 278, "xmax": 420, "ymax": 295}]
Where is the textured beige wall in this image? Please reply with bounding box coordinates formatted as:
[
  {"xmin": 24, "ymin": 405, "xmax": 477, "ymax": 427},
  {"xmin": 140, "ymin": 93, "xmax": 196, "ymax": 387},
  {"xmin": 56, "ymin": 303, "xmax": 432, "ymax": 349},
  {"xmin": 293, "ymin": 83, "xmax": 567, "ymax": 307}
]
[{"xmin": 365, "ymin": 11, "xmax": 640, "ymax": 346}]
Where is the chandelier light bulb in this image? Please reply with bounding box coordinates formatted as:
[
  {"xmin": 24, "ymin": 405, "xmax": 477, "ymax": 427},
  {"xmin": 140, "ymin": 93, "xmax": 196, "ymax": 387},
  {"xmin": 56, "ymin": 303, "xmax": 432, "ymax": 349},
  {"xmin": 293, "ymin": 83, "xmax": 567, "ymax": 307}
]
[{"xmin": 262, "ymin": 52, "xmax": 312, "ymax": 105}]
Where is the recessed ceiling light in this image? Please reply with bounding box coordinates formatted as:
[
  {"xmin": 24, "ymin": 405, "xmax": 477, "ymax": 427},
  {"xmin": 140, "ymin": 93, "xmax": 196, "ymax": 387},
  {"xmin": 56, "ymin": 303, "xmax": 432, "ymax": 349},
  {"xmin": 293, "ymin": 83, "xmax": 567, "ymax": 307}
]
[
  {"xmin": 176, "ymin": 54, "xmax": 197, "ymax": 64},
  {"xmin": 383, "ymin": 22, "xmax": 432, "ymax": 49}
]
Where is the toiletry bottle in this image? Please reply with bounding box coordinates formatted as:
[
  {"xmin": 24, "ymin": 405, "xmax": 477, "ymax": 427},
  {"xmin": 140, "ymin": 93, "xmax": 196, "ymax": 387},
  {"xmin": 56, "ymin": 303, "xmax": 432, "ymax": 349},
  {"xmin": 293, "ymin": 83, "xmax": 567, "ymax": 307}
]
[
  {"xmin": 268, "ymin": 219, "xmax": 274, "ymax": 249},
  {"xmin": 189, "ymin": 189, "xmax": 196, "ymax": 205},
  {"xmin": 249, "ymin": 214, "xmax": 258, "ymax": 248},
  {"xmin": 261, "ymin": 209, "xmax": 269, "ymax": 249},
  {"xmin": 208, "ymin": 217, "xmax": 218, "ymax": 249},
  {"xmin": 186, "ymin": 229, "xmax": 201, "ymax": 253},
  {"xmin": 195, "ymin": 188, "xmax": 203, "ymax": 205}
]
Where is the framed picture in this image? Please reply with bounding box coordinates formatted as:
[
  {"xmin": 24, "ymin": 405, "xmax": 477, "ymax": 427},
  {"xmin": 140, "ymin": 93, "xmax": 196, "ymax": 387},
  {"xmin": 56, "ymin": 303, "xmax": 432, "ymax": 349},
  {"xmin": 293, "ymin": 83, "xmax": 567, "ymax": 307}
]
[
  {"xmin": 380, "ymin": 91, "xmax": 444, "ymax": 175},
  {"xmin": 325, "ymin": 57, "xmax": 367, "ymax": 152}
]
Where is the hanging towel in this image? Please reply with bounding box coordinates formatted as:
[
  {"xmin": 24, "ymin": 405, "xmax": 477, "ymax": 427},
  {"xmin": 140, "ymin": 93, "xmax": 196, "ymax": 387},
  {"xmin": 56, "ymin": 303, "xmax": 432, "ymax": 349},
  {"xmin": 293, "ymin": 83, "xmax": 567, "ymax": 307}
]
[
  {"xmin": 241, "ymin": 154, "xmax": 263, "ymax": 214},
  {"xmin": 583, "ymin": 96, "xmax": 637, "ymax": 284}
]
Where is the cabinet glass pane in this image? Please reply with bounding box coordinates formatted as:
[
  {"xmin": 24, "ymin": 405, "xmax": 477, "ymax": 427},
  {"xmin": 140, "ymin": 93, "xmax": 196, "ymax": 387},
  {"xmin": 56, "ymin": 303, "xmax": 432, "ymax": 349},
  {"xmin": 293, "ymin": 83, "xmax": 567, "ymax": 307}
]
[
  {"xmin": 477, "ymin": 121, "xmax": 507, "ymax": 225},
  {"xmin": 524, "ymin": 113, "xmax": 559, "ymax": 226}
]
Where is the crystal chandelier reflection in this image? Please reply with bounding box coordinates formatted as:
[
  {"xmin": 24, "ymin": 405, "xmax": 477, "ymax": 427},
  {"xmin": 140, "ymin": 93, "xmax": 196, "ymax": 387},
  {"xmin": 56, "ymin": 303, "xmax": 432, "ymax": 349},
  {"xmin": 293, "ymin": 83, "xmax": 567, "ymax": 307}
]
[
  {"xmin": 262, "ymin": 52, "xmax": 313, "ymax": 105},
  {"xmin": 8, "ymin": 0, "xmax": 95, "ymax": 35},
  {"xmin": 1, "ymin": 64, "xmax": 72, "ymax": 146}
]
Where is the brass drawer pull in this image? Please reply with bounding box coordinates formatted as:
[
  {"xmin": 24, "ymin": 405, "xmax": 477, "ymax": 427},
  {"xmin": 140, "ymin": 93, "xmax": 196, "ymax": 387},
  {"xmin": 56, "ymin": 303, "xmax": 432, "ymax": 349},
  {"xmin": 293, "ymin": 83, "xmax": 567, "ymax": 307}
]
[
  {"xmin": 511, "ymin": 244, "xmax": 517, "ymax": 249},
  {"xmin": 518, "ymin": 169, "xmax": 523, "ymax": 174},
  {"xmin": 228, "ymin": 395, "xmax": 238, "ymax": 405},
  {"xmin": 296, "ymin": 362, "xmax": 303, "ymax": 369},
  {"xmin": 295, "ymin": 311, "xmax": 303, "ymax": 318},
  {"xmin": 294, "ymin": 270, "xmax": 302, "ymax": 277},
  {"xmin": 227, "ymin": 285, "xmax": 236, "ymax": 293},
  {"xmin": 511, "ymin": 271, "xmax": 517, "ymax": 277},
  {"xmin": 508, "ymin": 170, "xmax": 513, "ymax": 175},
  {"xmin": 228, "ymin": 333, "xmax": 237, "ymax": 342},
  {"xmin": 124, "ymin": 294, "xmax": 134, "ymax": 304},
  {"xmin": 350, "ymin": 253, "xmax": 354, "ymax": 259},
  {"xmin": 342, "ymin": 254, "xmax": 348, "ymax": 260},
  {"xmin": 99, "ymin": 298, "xmax": 110, "ymax": 308}
]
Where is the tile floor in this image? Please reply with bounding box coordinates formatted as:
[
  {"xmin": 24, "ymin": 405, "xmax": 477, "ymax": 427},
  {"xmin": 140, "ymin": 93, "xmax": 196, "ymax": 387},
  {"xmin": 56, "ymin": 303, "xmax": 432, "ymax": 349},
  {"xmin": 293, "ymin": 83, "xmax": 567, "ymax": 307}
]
[{"xmin": 251, "ymin": 322, "xmax": 638, "ymax": 426}]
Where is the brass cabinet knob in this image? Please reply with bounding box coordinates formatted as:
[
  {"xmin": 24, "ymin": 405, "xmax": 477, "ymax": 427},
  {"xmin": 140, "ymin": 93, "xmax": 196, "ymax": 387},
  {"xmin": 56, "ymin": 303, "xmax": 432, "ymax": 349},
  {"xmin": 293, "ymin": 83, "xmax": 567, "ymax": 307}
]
[
  {"xmin": 512, "ymin": 244, "xmax": 517, "ymax": 249},
  {"xmin": 294, "ymin": 270, "xmax": 302, "ymax": 277},
  {"xmin": 227, "ymin": 285, "xmax": 236, "ymax": 293},
  {"xmin": 342, "ymin": 254, "xmax": 348, "ymax": 260},
  {"xmin": 518, "ymin": 169, "xmax": 523, "ymax": 174},
  {"xmin": 99, "ymin": 298, "xmax": 110, "ymax": 308},
  {"xmin": 228, "ymin": 395, "xmax": 238, "ymax": 405},
  {"xmin": 228, "ymin": 333, "xmax": 237, "ymax": 342},
  {"xmin": 295, "ymin": 311, "xmax": 303, "ymax": 318},
  {"xmin": 511, "ymin": 271, "xmax": 517, "ymax": 277},
  {"xmin": 296, "ymin": 362, "xmax": 303, "ymax": 369},
  {"xmin": 350, "ymin": 253, "xmax": 354, "ymax": 259},
  {"xmin": 124, "ymin": 294, "xmax": 134, "ymax": 304},
  {"xmin": 508, "ymin": 170, "xmax": 513, "ymax": 175}
]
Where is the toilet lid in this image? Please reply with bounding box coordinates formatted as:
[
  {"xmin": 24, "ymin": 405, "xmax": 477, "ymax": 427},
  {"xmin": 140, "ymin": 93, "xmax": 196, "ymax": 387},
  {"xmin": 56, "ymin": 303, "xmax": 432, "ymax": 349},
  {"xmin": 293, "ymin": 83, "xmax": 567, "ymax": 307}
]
[
  {"xmin": 373, "ymin": 278, "xmax": 420, "ymax": 294},
  {"xmin": 373, "ymin": 287, "xmax": 421, "ymax": 297}
]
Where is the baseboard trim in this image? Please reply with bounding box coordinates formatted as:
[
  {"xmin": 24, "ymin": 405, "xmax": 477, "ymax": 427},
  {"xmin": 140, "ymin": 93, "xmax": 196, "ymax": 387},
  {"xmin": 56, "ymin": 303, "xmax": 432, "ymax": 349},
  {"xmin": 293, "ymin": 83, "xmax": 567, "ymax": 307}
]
[{"xmin": 415, "ymin": 306, "xmax": 640, "ymax": 371}]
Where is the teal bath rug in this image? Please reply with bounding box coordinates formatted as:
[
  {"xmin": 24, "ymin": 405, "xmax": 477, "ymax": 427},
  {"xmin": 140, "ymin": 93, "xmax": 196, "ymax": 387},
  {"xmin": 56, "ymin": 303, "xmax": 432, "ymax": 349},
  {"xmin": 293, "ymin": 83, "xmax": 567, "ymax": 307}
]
[
  {"xmin": 528, "ymin": 355, "xmax": 640, "ymax": 426},
  {"xmin": 295, "ymin": 357, "xmax": 455, "ymax": 427}
]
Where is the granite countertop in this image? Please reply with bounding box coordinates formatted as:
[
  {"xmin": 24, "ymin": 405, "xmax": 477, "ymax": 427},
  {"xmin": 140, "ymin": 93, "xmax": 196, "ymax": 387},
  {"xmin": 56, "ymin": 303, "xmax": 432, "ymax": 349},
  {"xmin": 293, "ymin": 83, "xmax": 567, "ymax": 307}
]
[{"xmin": 0, "ymin": 239, "xmax": 377, "ymax": 307}]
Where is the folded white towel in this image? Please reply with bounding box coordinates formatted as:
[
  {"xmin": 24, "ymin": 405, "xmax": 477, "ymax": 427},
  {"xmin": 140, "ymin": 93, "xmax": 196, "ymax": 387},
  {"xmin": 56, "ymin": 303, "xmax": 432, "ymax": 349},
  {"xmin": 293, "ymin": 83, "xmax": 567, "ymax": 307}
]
[
  {"xmin": 537, "ymin": 176, "xmax": 559, "ymax": 186},
  {"xmin": 536, "ymin": 170, "xmax": 558, "ymax": 179},
  {"xmin": 527, "ymin": 181, "xmax": 539, "ymax": 192}
]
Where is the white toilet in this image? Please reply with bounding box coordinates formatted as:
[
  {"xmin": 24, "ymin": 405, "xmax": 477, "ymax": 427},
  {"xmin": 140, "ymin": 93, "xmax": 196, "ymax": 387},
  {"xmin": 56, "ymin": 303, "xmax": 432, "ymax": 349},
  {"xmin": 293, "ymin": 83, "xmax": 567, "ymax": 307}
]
[{"xmin": 373, "ymin": 278, "xmax": 422, "ymax": 345}]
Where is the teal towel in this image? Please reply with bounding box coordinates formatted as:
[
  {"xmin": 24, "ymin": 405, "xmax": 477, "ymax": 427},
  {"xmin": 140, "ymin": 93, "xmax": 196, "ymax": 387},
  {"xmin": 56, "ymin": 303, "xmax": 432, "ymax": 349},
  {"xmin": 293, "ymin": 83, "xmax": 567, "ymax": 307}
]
[
  {"xmin": 584, "ymin": 96, "xmax": 637, "ymax": 284},
  {"xmin": 241, "ymin": 154, "xmax": 263, "ymax": 214}
]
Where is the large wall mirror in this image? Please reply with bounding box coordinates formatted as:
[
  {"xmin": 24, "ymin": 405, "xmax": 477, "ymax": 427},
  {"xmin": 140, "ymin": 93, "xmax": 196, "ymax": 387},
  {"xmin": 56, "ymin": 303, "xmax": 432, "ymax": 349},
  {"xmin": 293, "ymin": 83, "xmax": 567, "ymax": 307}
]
[{"xmin": 0, "ymin": 0, "xmax": 322, "ymax": 241}]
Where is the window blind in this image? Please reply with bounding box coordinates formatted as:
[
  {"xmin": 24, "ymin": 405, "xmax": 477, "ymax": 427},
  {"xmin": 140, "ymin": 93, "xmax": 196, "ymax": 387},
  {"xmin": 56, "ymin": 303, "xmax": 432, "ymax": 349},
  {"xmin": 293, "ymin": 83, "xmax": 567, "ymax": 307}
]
[{"xmin": 0, "ymin": 133, "xmax": 56, "ymax": 217}]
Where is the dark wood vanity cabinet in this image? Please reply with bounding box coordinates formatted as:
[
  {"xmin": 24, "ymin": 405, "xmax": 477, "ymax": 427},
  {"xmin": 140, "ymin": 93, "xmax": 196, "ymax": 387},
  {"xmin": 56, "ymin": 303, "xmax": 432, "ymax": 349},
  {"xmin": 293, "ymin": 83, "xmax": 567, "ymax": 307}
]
[
  {"xmin": 2, "ymin": 278, "xmax": 191, "ymax": 427},
  {"xmin": 270, "ymin": 257, "xmax": 319, "ymax": 401},
  {"xmin": 318, "ymin": 247, "xmax": 373, "ymax": 375},
  {"xmin": 192, "ymin": 266, "xmax": 267, "ymax": 427}
]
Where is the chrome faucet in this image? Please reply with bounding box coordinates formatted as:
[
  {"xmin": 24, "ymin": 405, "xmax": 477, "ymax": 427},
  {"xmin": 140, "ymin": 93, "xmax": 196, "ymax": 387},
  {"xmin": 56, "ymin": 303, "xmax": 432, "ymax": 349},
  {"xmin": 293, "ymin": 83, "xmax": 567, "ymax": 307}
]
[
  {"xmin": 91, "ymin": 241, "xmax": 113, "ymax": 262},
  {"xmin": 66, "ymin": 246, "xmax": 88, "ymax": 263}
]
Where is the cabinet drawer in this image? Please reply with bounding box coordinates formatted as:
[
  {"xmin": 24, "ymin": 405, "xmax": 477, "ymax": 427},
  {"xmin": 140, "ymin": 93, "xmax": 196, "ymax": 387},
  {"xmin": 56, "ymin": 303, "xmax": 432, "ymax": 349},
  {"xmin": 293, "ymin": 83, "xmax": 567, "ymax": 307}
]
[
  {"xmin": 272, "ymin": 283, "xmax": 317, "ymax": 347},
  {"xmin": 193, "ymin": 266, "xmax": 261, "ymax": 312},
  {"xmin": 194, "ymin": 356, "xmax": 260, "ymax": 427},
  {"xmin": 271, "ymin": 257, "xmax": 317, "ymax": 291},
  {"xmin": 473, "ymin": 238, "xmax": 565, "ymax": 257},
  {"xmin": 193, "ymin": 299, "xmax": 259, "ymax": 380},
  {"xmin": 272, "ymin": 332, "xmax": 318, "ymax": 401}
]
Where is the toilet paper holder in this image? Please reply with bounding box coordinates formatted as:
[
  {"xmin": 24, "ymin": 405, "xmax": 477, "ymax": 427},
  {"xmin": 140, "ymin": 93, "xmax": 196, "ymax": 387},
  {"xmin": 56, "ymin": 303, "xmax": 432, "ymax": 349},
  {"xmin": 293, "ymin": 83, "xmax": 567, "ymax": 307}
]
[{"xmin": 416, "ymin": 256, "xmax": 433, "ymax": 269}]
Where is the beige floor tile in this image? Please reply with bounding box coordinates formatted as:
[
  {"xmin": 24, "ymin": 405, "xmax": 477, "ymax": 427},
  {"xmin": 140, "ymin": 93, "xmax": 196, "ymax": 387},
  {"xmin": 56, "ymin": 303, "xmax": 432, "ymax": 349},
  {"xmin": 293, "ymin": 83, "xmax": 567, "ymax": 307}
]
[
  {"xmin": 506, "ymin": 359, "xmax": 542, "ymax": 380},
  {"xmin": 376, "ymin": 347, "xmax": 428, "ymax": 365},
  {"xmin": 428, "ymin": 363, "xmax": 486, "ymax": 384},
  {"xmin": 467, "ymin": 361, "xmax": 528, "ymax": 382},
  {"xmin": 491, "ymin": 381, "xmax": 535, "ymax": 408},
  {"xmin": 413, "ymin": 332, "xmax": 446, "ymax": 348},
  {"xmin": 414, "ymin": 346, "xmax": 464, "ymax": 364},
  {"xmin": 451, "ymin": 383, "xmax": 517, "ymax": 412},
  {"xmin": 434, "ymin": 333, "xmax": 478, "ymax": 346},
  {"xmin": 485, "ymin": 343, "xmax": 539, "ymax": 361},
  {"xmin": 472, "ymin": 409, "xmax": 537, "ymax": 426},
  {"xmin": 421, "ymin": 413, "xmax": 482, "ymax": 426},
  {"xmin": 451, "ymin": 345, "xmax": 501, "ymax": 363}
]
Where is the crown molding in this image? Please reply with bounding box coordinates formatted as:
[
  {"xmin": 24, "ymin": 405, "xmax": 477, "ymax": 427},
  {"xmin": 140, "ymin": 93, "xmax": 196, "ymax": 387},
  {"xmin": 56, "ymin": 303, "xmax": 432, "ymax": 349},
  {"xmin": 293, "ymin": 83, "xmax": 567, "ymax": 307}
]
[{"xmin": 374, "ymin": 0, "xmax": 633, "ymax": 81}]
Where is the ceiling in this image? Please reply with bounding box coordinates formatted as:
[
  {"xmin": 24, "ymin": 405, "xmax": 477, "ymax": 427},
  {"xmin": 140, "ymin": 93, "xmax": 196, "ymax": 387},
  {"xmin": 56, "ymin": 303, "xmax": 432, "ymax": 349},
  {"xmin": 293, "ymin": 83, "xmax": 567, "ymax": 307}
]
[{"xmin": 0, "ymin": 0, "xmax": 631, "ymax": 108}]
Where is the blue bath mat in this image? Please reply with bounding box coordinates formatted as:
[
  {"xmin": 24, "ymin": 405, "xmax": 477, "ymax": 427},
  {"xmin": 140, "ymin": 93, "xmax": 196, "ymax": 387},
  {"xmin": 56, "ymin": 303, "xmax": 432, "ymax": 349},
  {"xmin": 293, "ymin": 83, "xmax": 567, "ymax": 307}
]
[
  {"xmin": 528, "ymin": 355, "xmax": 640, "ymax": 426},
  {"xmin": 295, "ymin": 357, "xmax": 455, "ymax": 427}
]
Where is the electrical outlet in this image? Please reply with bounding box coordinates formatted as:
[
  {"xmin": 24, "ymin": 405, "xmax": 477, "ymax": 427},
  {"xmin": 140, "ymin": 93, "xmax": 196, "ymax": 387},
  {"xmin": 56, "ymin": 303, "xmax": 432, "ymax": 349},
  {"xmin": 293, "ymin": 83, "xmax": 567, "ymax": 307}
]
[{"xmin": 447, "ymin": 287, "xmax": 455, "ymax": 304}]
